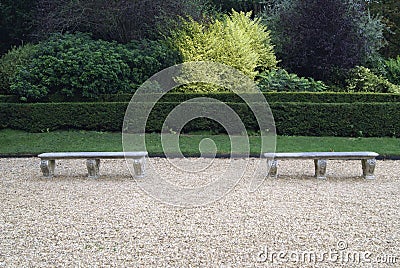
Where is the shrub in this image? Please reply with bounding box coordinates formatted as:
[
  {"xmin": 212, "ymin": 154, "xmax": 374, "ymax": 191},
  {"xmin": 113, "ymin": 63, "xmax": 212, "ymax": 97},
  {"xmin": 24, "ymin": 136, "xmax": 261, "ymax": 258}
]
[
  {"xmin": 256, "ymin": 69, "xmax": 327, "ymax": 92},
  {"xmin": 346, "ymin": 66, "xmax": 400, "ymax": 93},
  {"xmin": 10, "ymin": 34, "xmax": 181, "ymax": 102},
  {"xmin": 10, "ymin": 33, "xmax": 141, "ymax": 101},
  {"xmin": 0, "ymin": 44, "xmax": 37, "ymax": 94},
  {"xmin": 170, "ymin": 10, "xmax": 277, "ymax": 82},
  {"xmin": 383, "ymin": 56, "xmax": 400, "ymax": 85},
  {"xmin": 124, "ymin": 39, "xmax": 181, "ymax": 88}
]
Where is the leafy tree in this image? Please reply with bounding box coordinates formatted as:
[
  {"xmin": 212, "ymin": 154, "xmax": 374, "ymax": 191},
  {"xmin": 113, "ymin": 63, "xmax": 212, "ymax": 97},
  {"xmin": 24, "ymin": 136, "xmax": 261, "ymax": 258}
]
[
  {"xmin": 368, "ymin": 0, "xmax": 400, "ymax": 58},
  {"xmin": 0, "ymin": 0, "xmax": 37, "ymax": 55},
  {"xmin": 262, "ymin": 0, "xmax": 385, "ymax": 82},
  {"xmin": 210, "ymin": 0, "xmax": 271, "ymax": 15},
  {"xmin": 33, "ymin": 0, "xmax": 215, "ymax": 43}
]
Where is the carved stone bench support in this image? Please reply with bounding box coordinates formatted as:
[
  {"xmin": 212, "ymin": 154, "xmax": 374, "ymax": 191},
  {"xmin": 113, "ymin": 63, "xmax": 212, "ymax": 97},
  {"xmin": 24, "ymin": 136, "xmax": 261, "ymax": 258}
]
[
  {"xmin": 267, "ymin": 159, "xmax": 278, "ymax": 178},
  {"xmin": 314, "ymin": 159, "xmax": 327, "ymax": 179},
  {"xmin": 362, "ymin": 158, "xmax": 376, "ymax": 180},
  {"xmin": 132, "ymin": 157, "xmax": 146, "ymax": 178},
  {"xmin": 40, "ymin": 160, "xmax": 55, "ymax": 177},
  {"xmin": 86, "ymin": 159, "xmax": 100, "ymax": 179}
]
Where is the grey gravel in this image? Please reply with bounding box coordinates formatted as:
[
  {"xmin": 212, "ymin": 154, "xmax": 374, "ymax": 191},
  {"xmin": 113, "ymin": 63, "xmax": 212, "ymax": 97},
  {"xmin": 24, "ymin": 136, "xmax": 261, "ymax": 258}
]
[{"xmin": 0, "ymin": 157, "xmax": 399, "ymax": 267}]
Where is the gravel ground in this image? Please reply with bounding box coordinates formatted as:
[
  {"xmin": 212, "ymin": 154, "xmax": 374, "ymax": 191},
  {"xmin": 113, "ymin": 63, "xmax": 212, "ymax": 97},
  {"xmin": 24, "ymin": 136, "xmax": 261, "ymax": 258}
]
[{"xmin": 0, "ymin": 157, "xmax": 399, "ymax": 267}]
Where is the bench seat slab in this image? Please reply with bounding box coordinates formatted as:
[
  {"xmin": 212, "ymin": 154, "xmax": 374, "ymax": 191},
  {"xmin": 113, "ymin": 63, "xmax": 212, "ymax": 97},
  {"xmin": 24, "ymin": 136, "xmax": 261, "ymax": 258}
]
[{"xmin": 38, "ymin": 152, "xmax": 148, "ymax": 159}]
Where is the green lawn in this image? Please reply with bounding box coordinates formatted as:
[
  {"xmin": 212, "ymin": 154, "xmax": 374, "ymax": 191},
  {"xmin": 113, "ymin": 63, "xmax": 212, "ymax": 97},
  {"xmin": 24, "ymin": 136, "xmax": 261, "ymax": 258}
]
[{"xmin": 0, "ymin": 129, "xmax": 399, "ymax": 157}]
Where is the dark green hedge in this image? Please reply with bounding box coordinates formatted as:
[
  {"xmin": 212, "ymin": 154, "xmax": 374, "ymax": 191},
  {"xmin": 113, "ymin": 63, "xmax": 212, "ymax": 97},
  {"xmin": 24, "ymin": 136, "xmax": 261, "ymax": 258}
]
[
  {"xmin": 1, "ymin": 102, "xmax": 399, "ymax": 137},
  {"xmin": 3, "ymin": 92, "xmax": 400, "ymax": 103},
  {"xmin": 0, "ymin": 95, "xmax": 19, "ymax": 103},
  {"xmin": 0, "ymin": 102, "xmax": 127, "ymax": 132},
  {"xmin": 102, "ymin": 92, "xmax": 400, "ymax": 103}
]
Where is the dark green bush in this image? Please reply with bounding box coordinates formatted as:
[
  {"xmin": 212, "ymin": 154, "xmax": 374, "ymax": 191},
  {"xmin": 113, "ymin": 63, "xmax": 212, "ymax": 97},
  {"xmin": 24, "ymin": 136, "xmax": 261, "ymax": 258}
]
[
  {"xmin": 124, "ymin": 39, "xmax": 180, "ymax": 89},
  {"xmin": 9, "ymin": 33, "xmax": 179, "ymax": 102},
  {"xmin": 10, "ymin": 33, "xmax": 133, "ymax": 101},
  {"xmin": 1, "ymin": 101, "xmax": 399, "ymax": 137},
  {"xmin": 256, "ymin": 69, "xmax": 327, "ymax": 92},
  {"xmin": 0, "ymin": 44, "xmax": 37, "ymax": 94}
]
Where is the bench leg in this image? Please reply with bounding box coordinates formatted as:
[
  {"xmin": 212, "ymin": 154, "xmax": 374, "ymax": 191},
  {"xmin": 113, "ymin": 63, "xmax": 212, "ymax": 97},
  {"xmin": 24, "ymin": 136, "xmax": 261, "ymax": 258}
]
[
  {"xmin": 314, "ymin": 159, "xmax": 327, "ymax": 179},
  {"xmin": 86, "ymin": 159, "xmax": 100, "ymax": 179},
  {"xmin": 40, "ymin": 160, "xmax": 55, "ymax": 177},
  {"xmin": 267, "ymin": 159, "xmax": 278, "ymax": 178},
  {"xmin": 132, "ymin": 157, "xmax": 146, "ymax": 178},
  {"xmin": 362, "ymin": 159, "xmax": 376, "ymax": 179}
]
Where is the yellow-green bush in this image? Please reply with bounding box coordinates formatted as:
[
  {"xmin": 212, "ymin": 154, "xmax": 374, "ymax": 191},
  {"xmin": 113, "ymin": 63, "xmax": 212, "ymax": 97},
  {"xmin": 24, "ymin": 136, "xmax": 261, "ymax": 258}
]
[
  {"xmin": 346, "ymin": 66, "xmax": 400, "ymax": 93},
  {"xmin": 169, "ymin": 10, "xmax": 277, "ymax": 91}
]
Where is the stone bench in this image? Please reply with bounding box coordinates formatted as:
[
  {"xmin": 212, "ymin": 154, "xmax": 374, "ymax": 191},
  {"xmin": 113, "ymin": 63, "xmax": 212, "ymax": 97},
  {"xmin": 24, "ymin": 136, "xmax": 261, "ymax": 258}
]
[
  {"xmin": 263, "ymin": 152, "xmax": 379, "ymax": 179},
  {"xmin": 38, "ymin": 152, "xmax": 148, "ymax": 179}
]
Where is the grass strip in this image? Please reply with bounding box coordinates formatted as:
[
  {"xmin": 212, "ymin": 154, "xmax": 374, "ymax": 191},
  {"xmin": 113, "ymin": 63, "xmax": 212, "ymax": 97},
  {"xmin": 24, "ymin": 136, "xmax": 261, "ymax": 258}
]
[{"xmin": 0, "ymin": 129, "xmax": 399, "ymax": 157}]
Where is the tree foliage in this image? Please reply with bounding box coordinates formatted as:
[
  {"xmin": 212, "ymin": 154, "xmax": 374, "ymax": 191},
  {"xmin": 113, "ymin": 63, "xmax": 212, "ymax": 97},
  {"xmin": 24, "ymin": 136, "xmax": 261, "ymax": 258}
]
[
  {"xmin": 210, "ymin": 0, "xmax": 270, "ymax": 15},
  {"xmin": 262, "ymin": 0, "xmax": 385, "ymax": 82},
  {"xmin": 33, "ymin": 0, "xmax": 215, "ymax": 43},
  {"xmin": 368, "ymin": 0, "xmax": 400, "ymax": 58},
  {"xmin": 0, "ymin": 0, "xmax": 37, "ymax": 54}
]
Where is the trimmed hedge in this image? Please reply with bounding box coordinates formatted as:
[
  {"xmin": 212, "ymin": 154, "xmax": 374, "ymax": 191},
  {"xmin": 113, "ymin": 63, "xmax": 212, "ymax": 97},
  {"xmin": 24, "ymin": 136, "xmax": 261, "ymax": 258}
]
[
  {"xmin": 0, "ymin": 95, "xmax": 19, "ymax": 103},
  {"xmin": 1, "ymin": 101, "xmax": 399, "ymax": 137},
  {"xmin": 0, "ymin": 102, "xmax": 127, "ymax": 132},
  {"xmin": 89, "ymin": 92, "xmax": 400, "ymax": 103},
  {"xmin": 3, "ymin": 92, "xmax": 399, "ymax": 103},
  {"xmin": 135, "ymin": 92, "xmax": 400, "ymax": 103}
]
